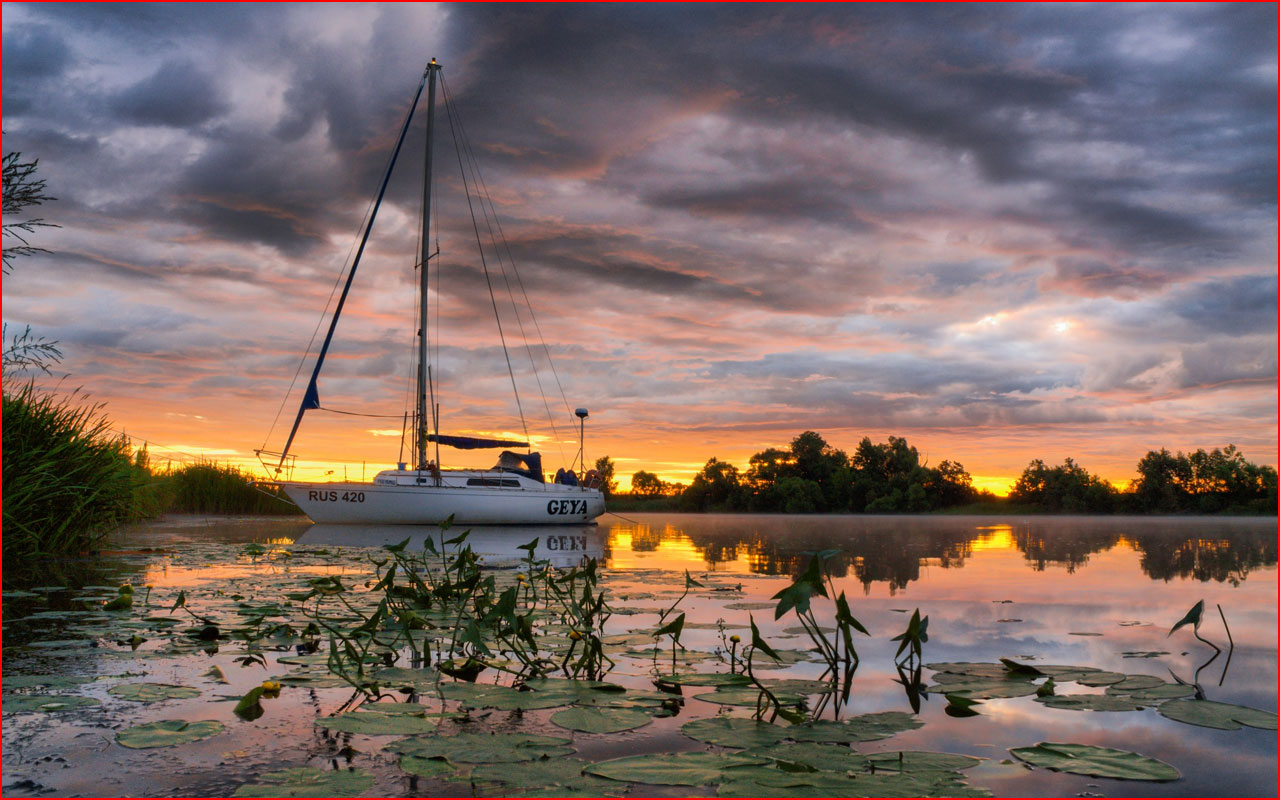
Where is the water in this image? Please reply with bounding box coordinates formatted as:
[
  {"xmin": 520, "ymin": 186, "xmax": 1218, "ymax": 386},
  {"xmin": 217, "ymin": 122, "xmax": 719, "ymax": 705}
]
[{"xmin": 3, "ymin": 512, "xmax": 1275, "ymax": 797}]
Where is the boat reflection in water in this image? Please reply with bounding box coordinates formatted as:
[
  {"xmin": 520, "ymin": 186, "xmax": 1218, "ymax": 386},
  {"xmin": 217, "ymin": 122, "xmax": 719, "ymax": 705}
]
[{"xmin": 296, "ymin": 523, "xmax": 605, "ymax": 569}]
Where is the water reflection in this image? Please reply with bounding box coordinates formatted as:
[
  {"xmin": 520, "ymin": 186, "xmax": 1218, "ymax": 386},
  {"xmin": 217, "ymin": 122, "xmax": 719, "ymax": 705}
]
[
  {"xmin": 605, "ymin": 514, "xmax": 1277, "ymax": 591},
  {"xmin": 297, "ymin": 523, "xmax": 606, "ymax": 568}
]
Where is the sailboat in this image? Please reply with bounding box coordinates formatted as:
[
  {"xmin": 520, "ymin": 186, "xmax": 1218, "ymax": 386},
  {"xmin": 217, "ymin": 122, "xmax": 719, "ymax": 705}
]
[{"xmin": 261, "ymin": 60, "xmax": 605, "ymax": 526}]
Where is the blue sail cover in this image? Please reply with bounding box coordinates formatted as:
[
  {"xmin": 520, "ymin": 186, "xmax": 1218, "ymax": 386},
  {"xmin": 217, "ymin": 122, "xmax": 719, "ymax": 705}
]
[{"xmin": 428, "ymin": 434, "xmax": 529, "ymax": 450}]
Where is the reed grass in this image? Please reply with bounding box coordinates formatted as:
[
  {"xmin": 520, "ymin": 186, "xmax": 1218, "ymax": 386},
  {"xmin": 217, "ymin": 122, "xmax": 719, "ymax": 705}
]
[
  {"xmin": 161, "ymin": 461, "xmax": 301, "ymax": 515},
  {"xmin": 2, "ymin": 381, "xmax": 140, "ymax": 566}
]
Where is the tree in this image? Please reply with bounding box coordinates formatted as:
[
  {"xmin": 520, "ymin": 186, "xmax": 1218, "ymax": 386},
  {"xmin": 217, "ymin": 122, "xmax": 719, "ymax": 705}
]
[
  {"xmin": 2, "ymin": 152, "xmax": 61, "ymax": 376},
  {"xmin": 932, "ymin": 460, "xmax": 975, "ymax": 508},
  {"xmin": 630, "ymin": 470, "xmax": 666, "ymax": 497},
  {"xmin": 3, "ymin": 151, "xmax": 58, "ymax": 274},
  {"xmin": 593, "ymin": 455, "xmax": 617, "ymax": 498},
  {"xmin": 1010, "ymin": 457, "xmax": 1118, "ymax": 513},
  {"xmin": 680, "ymin": 457, "xmax": 742, "ymax": 511}
]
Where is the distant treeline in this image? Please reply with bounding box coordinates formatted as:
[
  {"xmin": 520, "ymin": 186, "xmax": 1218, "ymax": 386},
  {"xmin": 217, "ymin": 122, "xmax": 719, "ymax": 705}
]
[{"xmin": 618, "ymin": 431, "xmax": 1277, "ymax": 515}]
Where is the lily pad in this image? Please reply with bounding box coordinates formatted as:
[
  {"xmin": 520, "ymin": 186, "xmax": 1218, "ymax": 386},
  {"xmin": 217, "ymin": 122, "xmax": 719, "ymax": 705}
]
[
  {"xmin": 438, "ymin": 681, "xmax": 566, "ymax": 710},
  {"xmin": 232, "ymin": 766, "xmax": 374, "ymax": 797},
  {"xmin": 389, "ymin": 732, "xmax": 575, "ymax": 763},
  {"xmin": 468, "ymin": 757, "xmax": 622, "ymax": 795},
  {"xmin": 788, "ymin": 711, "xmax": 924, "ymax": 743},
  {"xmin": 745, "ymin": 741, "xmax": 870, "ymax": 773},
  {"xmin": 2, "ymin": 694, "xmax": 102, "ymax": 713},
  {"xmin": 866, "ymin": 751, "xmax": 982, "ymax": 773},
  {"xmin": 927, "ymin": 677, "xmax": 1039, "ymax": 700},
  {"xmin": 551, "ymin": 706, "xmax": 653, "ymax": 733},
  {"xmin": 117, "ymin": 719, "xmax": 225, "ymax": 749},
  {"xmin": 1035, "ymin": 694, "xmax": 1146, "ymax": 712},
  {"xmin": 108, "ymin": 683, "xmax": 202, "ymax": 703},
  {"xmin": 1107, "ymin": 674, "xmax": 1165, "ymax": 691},
  {"xmin": 1074, "ymin": 671, "xmax": 1128, "ymax": 687},
  {"xmin": 586, "ymin": 751, "xmax": 769, "ymax": 785},
  {"xmin": 1157, "ymin": 699, "xmax": 1278, "ymax": 730},
  {"xmin": 317, "ymin": 709, "xmax": 437, "ymax": 735},
  {"xmin": 3, "ymin": 675, "xmax": 97, "ymax": 689},
  {"xmin": 716, "ymin": 767, "xmax": 991, "ymax": 797},
  {"xmin": 658, "ymin": 672, "xmax": 753, "ymax": 687},
  {"xmin": 398, "ymin": 756, "xmax": 456, "ymax": 778},
  {"xmin": 1107, "ymin": 683, "xmax": 1196, "ymax": 701},
  {"xmin": 1010, "ymin": 742, "xmax": 1179, "ymax": 781},
  {"xmin": 682, "ymin": 716, "xmax": 789, "ymax": 748}
]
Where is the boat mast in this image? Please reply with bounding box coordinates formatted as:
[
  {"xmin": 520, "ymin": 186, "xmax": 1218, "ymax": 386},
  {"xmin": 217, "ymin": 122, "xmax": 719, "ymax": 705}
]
[{"xmin": 417, "ymin": 59, "xmax": 441, "ymax": 472}]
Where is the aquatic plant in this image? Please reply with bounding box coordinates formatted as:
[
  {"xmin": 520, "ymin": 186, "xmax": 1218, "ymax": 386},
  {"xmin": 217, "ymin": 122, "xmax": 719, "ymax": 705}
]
[
  {"xmin": 769, "ymin": 551, "xmax": 870, "ymax": 718},
  {"xmin": 2, "ymin": 381, "xmax": 147, "ymax": 578},
  {"xmin": 892, "ymin": 608, "xmax": 929, "ymax": 670}
]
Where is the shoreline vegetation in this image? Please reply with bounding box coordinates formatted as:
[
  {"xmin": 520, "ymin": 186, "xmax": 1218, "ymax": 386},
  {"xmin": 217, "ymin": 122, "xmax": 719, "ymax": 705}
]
[
  {"xmin": 2, "ymin": 379, "xmax": 300, "ymax": 578},
  {"xmin": 3, "ymin": 377, "xmax": 1274, "ymax": 582},
  {"xmin": 604, "ymin": 431, "xmax": 1278, "ymax": 518}
]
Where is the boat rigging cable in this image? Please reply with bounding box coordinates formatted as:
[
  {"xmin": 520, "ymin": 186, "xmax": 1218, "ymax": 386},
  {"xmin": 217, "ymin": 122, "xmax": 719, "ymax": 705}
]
[
  {"xmin": 263, "ymin": 64, "xmax": 575, "ymax": 472},
  {"xmin": 441, "ymin": 76, "xmax": 531, "ymax": 449},
  {"xmin": 271, "ymin": 68, "xmax": 430, "ymax": 472},
  {"xmin": 441, "ymin": 75, "xmax": 572, "ymax": 467}
]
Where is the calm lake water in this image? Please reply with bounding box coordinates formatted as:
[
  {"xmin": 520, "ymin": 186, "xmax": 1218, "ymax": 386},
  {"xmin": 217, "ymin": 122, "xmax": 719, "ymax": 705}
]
[{"xmin": 3, "ymin": 512, "xmax": 1275, "ymax": 797}]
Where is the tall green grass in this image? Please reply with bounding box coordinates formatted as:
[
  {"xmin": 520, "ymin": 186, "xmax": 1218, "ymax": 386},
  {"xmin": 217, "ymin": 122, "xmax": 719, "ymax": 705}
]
[
  {"xmin": 2, "ymin": 381, "xmax": 142, "ymax": 565},
  {"xmin": 162, "ymin": 461, "xmax": 300, "ymax": 515}
]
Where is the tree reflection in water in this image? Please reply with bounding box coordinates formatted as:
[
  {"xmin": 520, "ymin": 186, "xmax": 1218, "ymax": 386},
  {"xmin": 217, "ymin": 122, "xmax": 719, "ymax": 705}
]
[{"xmin": 606, "ymin": 515, "xmax": 1276, "ymax": 592}]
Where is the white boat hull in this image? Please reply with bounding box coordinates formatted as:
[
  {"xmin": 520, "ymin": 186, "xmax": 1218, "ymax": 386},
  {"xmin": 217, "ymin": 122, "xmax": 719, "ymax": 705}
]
[{"xmin": 280, "ymin": 480, "xmax": 605, "ymax": 525}]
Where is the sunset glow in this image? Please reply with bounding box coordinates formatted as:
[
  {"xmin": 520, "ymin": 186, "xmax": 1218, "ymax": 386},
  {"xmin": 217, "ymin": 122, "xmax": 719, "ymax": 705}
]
[{"xmin": 2, "ymin": 5, "xmax": 1274, "ymax": 495}]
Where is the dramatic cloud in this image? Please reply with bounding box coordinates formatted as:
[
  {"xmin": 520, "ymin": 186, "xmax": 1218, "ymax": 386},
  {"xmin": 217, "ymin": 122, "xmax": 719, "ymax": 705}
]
[{"xmin": 2, "ymin": 4, "xmax": 1274, "ymax": 490}]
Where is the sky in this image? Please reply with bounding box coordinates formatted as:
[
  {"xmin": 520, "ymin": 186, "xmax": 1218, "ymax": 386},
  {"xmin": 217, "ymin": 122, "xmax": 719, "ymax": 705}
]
[{"xmin": 2, "ymin": 3, "xmax": 1276, "ymax": 494}]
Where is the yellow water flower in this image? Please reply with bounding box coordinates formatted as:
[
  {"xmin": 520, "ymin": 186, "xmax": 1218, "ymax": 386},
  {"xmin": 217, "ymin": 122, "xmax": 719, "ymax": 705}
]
[
  {"xmin": 569, "ymin": 630, "xmax": 583, "ymax": 641},
  {"xmin": 260, "ymin": 680, "xmax": 282, "ymax": 697},
  {"xmin": 730, "ymin": 635, "xmax": 741, "ymax": 643}
]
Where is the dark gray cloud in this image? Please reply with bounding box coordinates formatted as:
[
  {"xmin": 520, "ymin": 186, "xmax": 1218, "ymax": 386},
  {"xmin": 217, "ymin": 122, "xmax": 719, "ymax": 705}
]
[
  {"xmin": 110, "ymin": 58, "xmax": 228, "ymax": 127},
  {"xmin": 1168, "ymin": 275, "xmax": 1278, "ymax": 336}
]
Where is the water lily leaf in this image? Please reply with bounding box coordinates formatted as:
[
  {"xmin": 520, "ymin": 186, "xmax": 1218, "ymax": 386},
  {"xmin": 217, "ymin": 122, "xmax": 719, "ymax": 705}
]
[
  {"xmin": 586, "ymin": 752, "xmax": 769, "ymax": 785},
  {"xmin": 398, "ymin": 756, "xmax": 455, "ymax": 779},
  {"xmin": 744, "ymin": 741, "xmax": 870, "ymax": 772},
  {"xmin": 1106, "ymin": 683, "xmax": 1195, "ymax": 701},
  {"xmin": 389, "ymin": 732, "xmax": 575, "ymax": 763},
  {"xmin": 116, "ymin": 719, "xmax": 225, "ymax": 749},
  {"xmin": 866, "ymin": 751, "xmax": 983, "ymax": 773},
  {"xmin": 1075, "ymin": 671, "xmax": 1127, "ymax": 686},
  {"xmin": 551, "ymin": 706, "xmax": 652, "ymax": 733},
  {"xmin": 658, "ymin": 672, "xmax": 753, "ymax": 687},
  {"xmin": 470, "ymin": 758, "xmax": 625, "ymax": 796},
  {"xmin": 998, "ymin": 658, "xmax": 1044, "ymax": 675},
  {"xmin": 232, "ymin": 766, "xmax": 374, "ymax": 797},
  {"xmin": 574, "ymin": 689, "xmax": 672, "ymax": 709},
  {"xmin": 694, "ymin": 686, "xmax": 800, "ymax": 707},
  {"xmin": 716, "ymin": 767, "xmax": 991, "ymax": 797},
  {"xmin": 108, "ymin": 683, "xmax": 202, "ymax": 703},
  {"xmin": 927, "ymin": 677, "xmax": 1039, "ymax": 699},
  {"xmin": 439, "ymin": 681, "xmax": 570, "ymax": 710},
  {"xmin": 925, "ymin": 663, "xmax": 1013, "ymax": 679},
  {"xmin": 1034, "ymin": 694, "xmax": 1146, "ymax": 712},
  {"xmin": 1157, "ymin": 699, "xmax": 1278, "ymax": 730},
  {"xmin": 317, "ymin": 709, "xmax": 437, "ymax": 735},
  {"xmin": 370, "ymin": 666, "xmax": 440, "ymax": 691},
  {"xmin": 1010, "ymin": 742, "xmax": 1179, "ymax": 781},
  {"xmin": 788, "ymin": 711, "xmax": 924, "ymax": 743},
  {"xmin": 2, "ymin": 675, "xmax": 96, "ymax": 689},
  {"xmin": 682, "ymin": 716, "xmax": 789, "ymax": 748},
  {"xmin": 1107, "ymin": 674, "xmax": 1166, "ymax": 691},
  {"xmin": 2, "ymin": 694, "xmax": 102, "ymax": 713}
]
